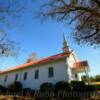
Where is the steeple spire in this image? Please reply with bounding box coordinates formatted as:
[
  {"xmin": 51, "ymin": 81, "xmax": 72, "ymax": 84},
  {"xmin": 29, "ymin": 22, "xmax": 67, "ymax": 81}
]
[{"xmin": 62, "ymin": 33, "xmax": 69, "ymax": 53}]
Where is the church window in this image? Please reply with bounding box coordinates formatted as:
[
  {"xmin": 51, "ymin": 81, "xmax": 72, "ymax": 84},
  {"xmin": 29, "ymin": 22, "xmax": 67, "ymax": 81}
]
[
  {"xmin": 35, "ymin": 70, "xmax": 39, "ymax": 79},
  {"xmin": 4, "ymin": 75, "xmax": 8, "ymax": 82},
  {"xmin": 48, "ymin": 67, "xmax": 54, "ymax": 77},
  {"xmin": 75, "ymin": 74, "xmax": 78, "ymax": 78},
  {"xmin": 15, "ymin": 73, "xmax": 18, "ymax": 81},
  {"xmin": 23, "ymin": 72, "xmax": 27, "ymax": 80}
]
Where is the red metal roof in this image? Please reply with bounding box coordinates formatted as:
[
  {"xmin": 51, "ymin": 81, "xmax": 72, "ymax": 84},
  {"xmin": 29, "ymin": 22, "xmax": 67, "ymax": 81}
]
[
  {"xmin": 0, "ymin": 53, "xmax": 70, "ymax": 74},
  {"xmin": 72, "ymin": 61, "xmax": 90, "ymax": 73},
  {"xmin": 72, "ymin": 61, "xmax": 89, "ymax": 70}
]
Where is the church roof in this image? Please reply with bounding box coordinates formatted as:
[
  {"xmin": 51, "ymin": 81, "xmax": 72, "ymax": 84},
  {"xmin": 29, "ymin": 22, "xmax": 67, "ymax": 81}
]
[
  {"xmin": 73, "ymin": 61, "xmax": 89, "ymax": 69},
  {"xmin": 0, "ymin": 52, "xmax": 70, "ymax": 74},
  {"xmin": 72, "ymin": 61, "xmax": 90, "ymax": 73}
]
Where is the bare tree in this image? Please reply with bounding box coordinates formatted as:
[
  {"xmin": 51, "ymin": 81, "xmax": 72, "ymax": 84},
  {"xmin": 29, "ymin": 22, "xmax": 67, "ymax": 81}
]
[
  {"xmin": 0, "ymin": 0, "xmax": 26, "ymax": 56},
  {"xmin": 0, "ymin": 0, "xmax": 26, "ymax": 29},
  {"xmin": 0, "ymin": 30, "xmax": 19, "ymax": 57},
  {"xmin": 37, "ymin": 0, "xmax": 100, "ymax": 46}
]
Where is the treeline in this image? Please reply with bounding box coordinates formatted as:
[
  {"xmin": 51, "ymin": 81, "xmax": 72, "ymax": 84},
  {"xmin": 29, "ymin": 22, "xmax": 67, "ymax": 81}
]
[{"xmin": 82, "ymin": 75, "xmax": 100, "ymax": 82}]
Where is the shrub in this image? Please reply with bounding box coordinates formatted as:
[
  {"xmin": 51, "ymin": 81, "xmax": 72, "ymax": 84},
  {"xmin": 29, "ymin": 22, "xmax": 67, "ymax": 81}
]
[
  {"xmin": 95, "ymin": 85, "xmax": 100, "ymax": 91},
  {"xmin": 0, "ymin": 85, "xmax": 4, "ymax": 90},
  {"xmin": 40, "ymin": 82, "xmax": 54, "ymax": 92},
  {"xmin": 71, "ymin": 81, "xmax": 95, "ymax": 99},
  {"xmin": 0, "ymin": 85, "xmax": 8, "ymax": 94},
  {"xmin": 8, "ymin": 81, "xmax": 23, "ymax": 93},
  {"xmin": 71, "ymin": 81, "xmax": 85, "ymax": 87},
  {"xmin": 22, "ymin": 88, "xmax": 35, "ymax": 96},
  {"xmin": 55, "ymin": 81, "xmax": 71, "ymax": 92},
  {"xmin": 85, "ymin": 85, "xmax": 95, "ymax": 92},
  {"xmin": 54, "ymin": 81, "xmax": 71, "ymax": 99},
  {"xmin": 71, "ymin": 81, "xmax": 95, "ymax": 92},
  {"xmin": 71, "ymin": 81, "xmax": 85, "ymax": 93}
]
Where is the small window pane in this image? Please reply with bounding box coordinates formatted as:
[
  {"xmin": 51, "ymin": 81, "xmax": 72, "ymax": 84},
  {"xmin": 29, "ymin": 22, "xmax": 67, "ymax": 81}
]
[
  {"xmin": 4, "ymin": 75, "xmax": 8, "ymax": 82},
  {"xmin": 35, "ymin": 70, "xmax": 39, "ymax": 79},
  {"xmin": 23, "ymin": 72, "xmax": 27, "ymax": 80},
  {"xmin": 48, "ymin": 67, "xmax": 54, "ymax": 77},
  {"xmin": 15, "ymin": 74, "xmax": 18, "ymax": 81},
  {"xmin": 75, "ymin": 74, "xmax": 78, "ymax": 78}
]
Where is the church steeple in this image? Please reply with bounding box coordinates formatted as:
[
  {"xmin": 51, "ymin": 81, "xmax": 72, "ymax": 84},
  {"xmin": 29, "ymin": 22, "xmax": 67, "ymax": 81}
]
[{"xmin": 62, "ymin": 33, "xmax": 69, "ymax": 53}]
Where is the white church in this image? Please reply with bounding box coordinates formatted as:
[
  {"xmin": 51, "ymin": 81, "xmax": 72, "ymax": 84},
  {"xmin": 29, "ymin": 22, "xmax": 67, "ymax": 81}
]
[{"xmin": 0, "ymin": 35, "xmax": 90, "ymax": 89}]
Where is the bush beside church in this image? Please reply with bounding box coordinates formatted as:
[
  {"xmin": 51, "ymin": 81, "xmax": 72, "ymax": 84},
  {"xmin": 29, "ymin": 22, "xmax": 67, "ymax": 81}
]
[{"xmin": 0, "ymin": 81, "xmax": 96, "ymax": 99}]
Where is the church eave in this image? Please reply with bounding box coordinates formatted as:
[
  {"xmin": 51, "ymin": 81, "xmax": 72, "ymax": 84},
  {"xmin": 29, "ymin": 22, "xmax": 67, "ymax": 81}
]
[{"xmin": 0, "ymin": 52, "xmax": 70, "ymax": 74}]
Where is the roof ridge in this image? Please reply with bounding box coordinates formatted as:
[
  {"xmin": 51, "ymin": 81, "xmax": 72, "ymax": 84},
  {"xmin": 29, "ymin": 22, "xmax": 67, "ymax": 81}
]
[{"xmin": 0, "ymin": 52, "xmax": 69, "ymax": 74}]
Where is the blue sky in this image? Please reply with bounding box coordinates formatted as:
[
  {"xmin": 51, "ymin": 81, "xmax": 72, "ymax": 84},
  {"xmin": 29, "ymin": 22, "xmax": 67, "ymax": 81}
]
[{"xmin": 0, "ymin": 0, "xmax": 100, "ymax": 76}]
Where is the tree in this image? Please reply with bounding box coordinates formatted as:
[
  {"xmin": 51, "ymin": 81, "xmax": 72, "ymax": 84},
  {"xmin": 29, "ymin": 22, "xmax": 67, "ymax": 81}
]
[
  {"xmin": 81, "ymin": 75, "xmax": 87, "ymax": 82},
  {"xmin": 0, "ymin": 0, "xmax": 26, "ymax": 56},
  {"xmin": 0, "ymin": 0, "xmax": 26, "ymax": 29},
  {"xmin": 0, "ymin": 30, "xmax": 18, "ymax": 57},
  {"xmin": 95, "ymin": 75, "xmax": 100, "ymax": 81},
  {"xmin": 37, "ymin": 0, "xmax": 100, "ymax": 46},
  {"xmin": 82, "ymin": 75, "xmax": 100, "ymax": 82},
  {"xmin": 8, "ymin": 81, "xmax": 23, "ymax": 93}
]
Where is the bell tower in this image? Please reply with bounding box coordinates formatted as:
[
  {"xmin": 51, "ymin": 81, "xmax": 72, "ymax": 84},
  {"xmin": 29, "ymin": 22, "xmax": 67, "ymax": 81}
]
[{"xmin": 62, "ymin": 33, "xmax": 69, "ymax": 53}]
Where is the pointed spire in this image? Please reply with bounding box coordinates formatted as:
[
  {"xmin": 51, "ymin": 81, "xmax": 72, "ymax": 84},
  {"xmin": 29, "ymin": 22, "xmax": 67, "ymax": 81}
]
[
  {"xmin": 63, "ymin": 33, "xmax": 67, "ymax": 44},
  {"xmin": 62, "ymin": 33, "xmax": 69, "ymax": 53}
]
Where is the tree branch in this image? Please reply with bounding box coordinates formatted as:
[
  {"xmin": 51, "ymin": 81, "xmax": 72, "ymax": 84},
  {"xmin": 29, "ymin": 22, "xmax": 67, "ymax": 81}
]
[
  {"xmin": 0, "ymin": 33, "xmax": 7, "ymax": 41},
  {"xmin": 58, "ymin": 5, "xmax": 100, "ymax": 18},
  {"xmin": 82, "ymin": 29, "xmax": 99, "ymax": 39},
  {"xmin": 72, "ymin": 6, "xmax": 100, "ymax": 18},
  {"xmin": 77, "ymin": 14, "xmax": 93, "ymax": 31},
  {"xmin": 69, "ymin": 11, "xmax": 85, "ymax": 24},
  {"xmin": 93, "ymin": 0, "xmax": 100, "ymax": 7},
  {"xmin": 60, "ymin": 0, "xmax": 67, "ymax": 6}
]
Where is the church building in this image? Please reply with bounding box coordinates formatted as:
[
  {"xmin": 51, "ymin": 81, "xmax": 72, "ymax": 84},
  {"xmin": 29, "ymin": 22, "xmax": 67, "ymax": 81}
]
[{"xmin": 0, "ymin": 35, "xmax": 89, "ymax": 89}]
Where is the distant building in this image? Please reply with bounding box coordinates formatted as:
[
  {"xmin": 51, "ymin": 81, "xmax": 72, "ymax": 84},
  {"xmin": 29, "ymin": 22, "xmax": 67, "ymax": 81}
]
[{"xmin": 0, "ymin": 35, "xmax": 90, "ymax": 89}]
